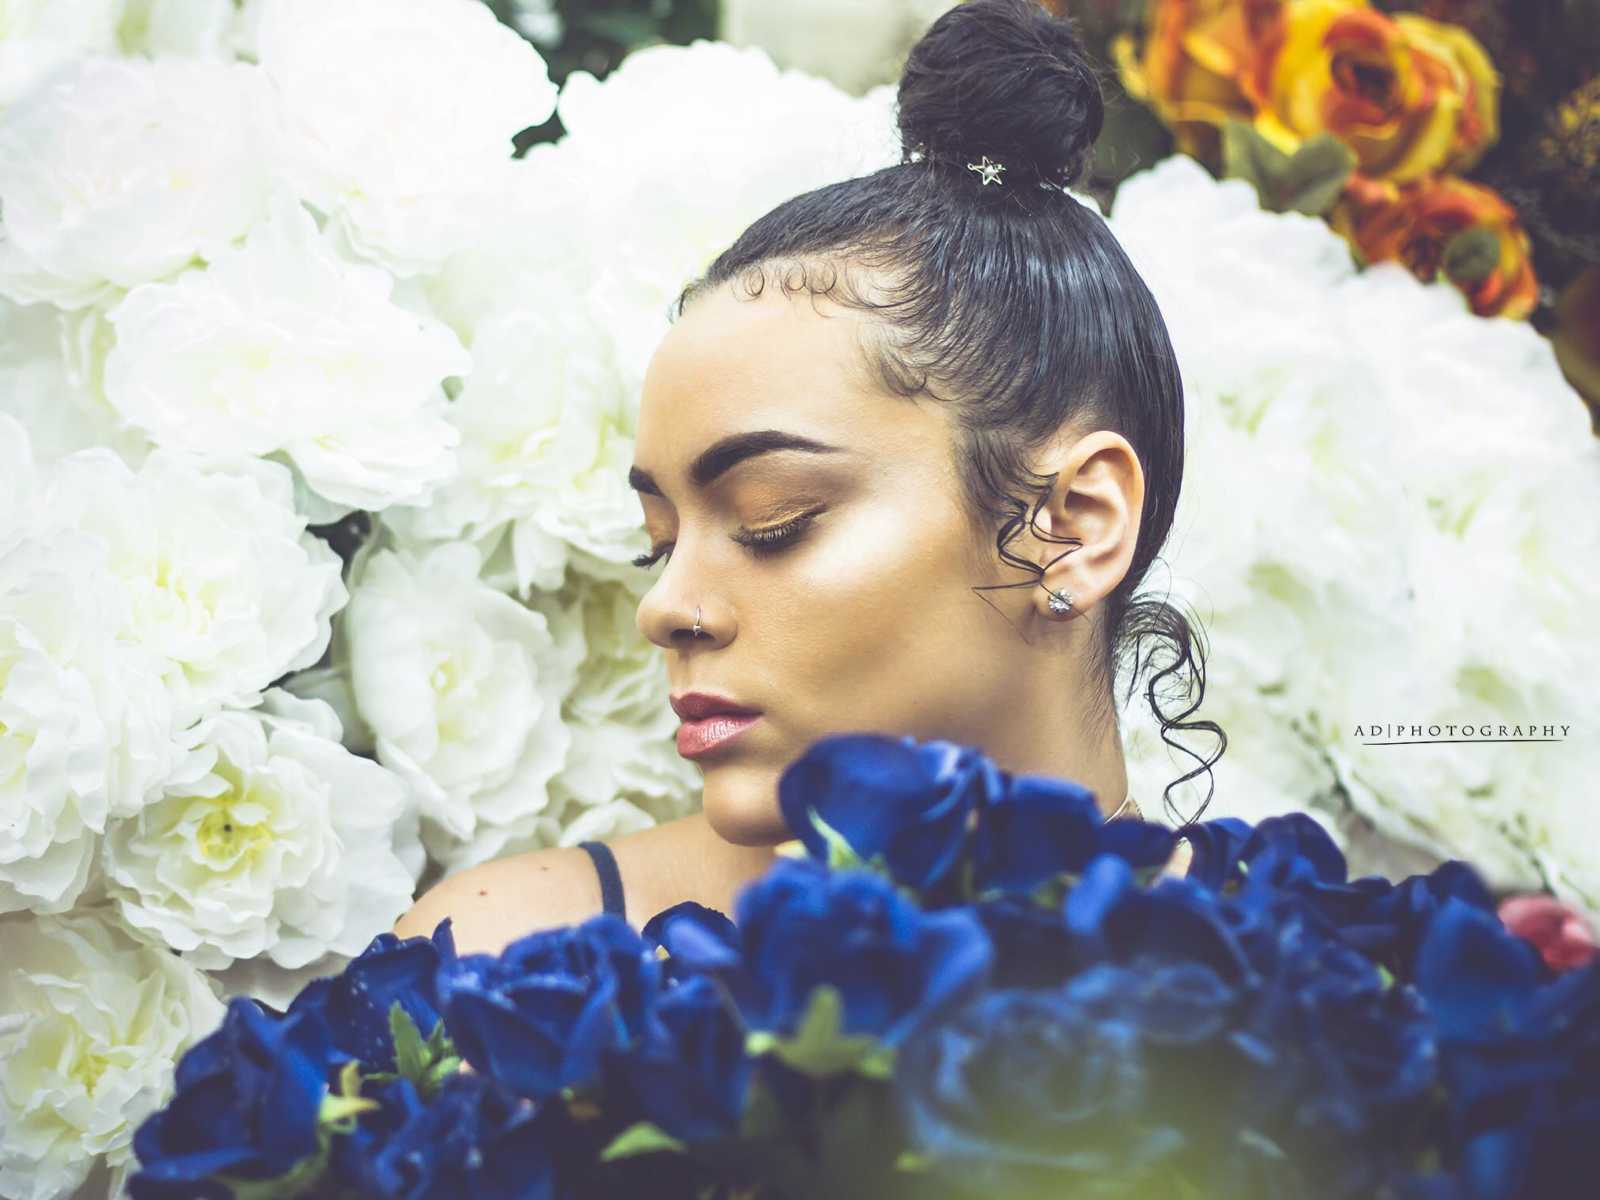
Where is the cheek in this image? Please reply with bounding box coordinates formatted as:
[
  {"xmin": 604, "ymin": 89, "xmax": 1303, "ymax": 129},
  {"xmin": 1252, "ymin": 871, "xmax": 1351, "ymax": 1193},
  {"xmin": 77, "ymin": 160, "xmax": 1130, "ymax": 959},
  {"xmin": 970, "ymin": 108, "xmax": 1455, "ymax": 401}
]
[{"xmin": 765, "ymin": 508, "xmax": 1002, "ymax": 740}]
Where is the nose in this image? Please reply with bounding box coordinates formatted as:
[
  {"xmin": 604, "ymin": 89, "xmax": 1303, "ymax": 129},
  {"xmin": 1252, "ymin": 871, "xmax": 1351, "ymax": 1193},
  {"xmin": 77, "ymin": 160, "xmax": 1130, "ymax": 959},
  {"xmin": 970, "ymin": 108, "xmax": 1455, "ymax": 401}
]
[{"xmin": 635, "ymin": 556, "xmax": 717, "ymax": 651}]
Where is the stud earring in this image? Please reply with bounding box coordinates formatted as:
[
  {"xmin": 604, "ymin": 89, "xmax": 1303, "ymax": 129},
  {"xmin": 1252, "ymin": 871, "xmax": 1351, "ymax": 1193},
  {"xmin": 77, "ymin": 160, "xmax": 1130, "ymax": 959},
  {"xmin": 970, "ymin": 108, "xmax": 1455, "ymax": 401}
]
[{"xmin": 1046, "ymin": 587, "xmax": 1074, "ymax": 616}]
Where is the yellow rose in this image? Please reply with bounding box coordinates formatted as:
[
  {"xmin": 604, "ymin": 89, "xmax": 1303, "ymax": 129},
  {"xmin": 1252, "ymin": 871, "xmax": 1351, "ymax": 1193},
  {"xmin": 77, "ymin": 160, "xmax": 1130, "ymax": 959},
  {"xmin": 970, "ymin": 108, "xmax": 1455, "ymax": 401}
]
[
  {"xmin": 1329, "ymin": 173, "xmax": 1538, "ymax": 319},
  {"xmin": 1112, "ymin": 0, "xmax": 1289, "ymax": 161},
  {"xmin": 1253, "ymin": 0, "xmax": 1500, "ymax": 184}
]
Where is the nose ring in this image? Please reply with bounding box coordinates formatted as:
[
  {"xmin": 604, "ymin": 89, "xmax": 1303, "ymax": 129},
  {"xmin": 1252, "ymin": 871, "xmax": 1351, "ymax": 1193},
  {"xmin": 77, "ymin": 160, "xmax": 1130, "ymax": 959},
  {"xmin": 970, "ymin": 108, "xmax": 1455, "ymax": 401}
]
[{"xmin": 692, "ymin": 606, "xmax": 703, "ymax": 638}]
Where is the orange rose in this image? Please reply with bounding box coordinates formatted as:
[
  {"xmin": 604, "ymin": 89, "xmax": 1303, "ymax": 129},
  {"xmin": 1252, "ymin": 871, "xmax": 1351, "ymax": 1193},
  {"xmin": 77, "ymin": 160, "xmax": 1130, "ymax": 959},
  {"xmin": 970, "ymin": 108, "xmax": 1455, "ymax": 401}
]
[
  {"xmin": 1252, "ymin": 0, "xmax": 1500, "ymax": 184},
  {"xmin": 1329, "ymin": 172, "xmax": 1538, "ymax": 318},
  {"xmin": 1112, "ymin": 0, "xmax": 1288, "ymax": 161}
]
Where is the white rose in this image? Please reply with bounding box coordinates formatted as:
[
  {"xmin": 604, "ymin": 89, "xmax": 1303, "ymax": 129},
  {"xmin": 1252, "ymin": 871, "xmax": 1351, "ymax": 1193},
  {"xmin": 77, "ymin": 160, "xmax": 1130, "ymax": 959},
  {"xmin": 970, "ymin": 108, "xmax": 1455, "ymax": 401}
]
[
  {"xmin": 104, "ymin": 188, "xmax": 469, "ymax": 513},
  {"xmin": 345, "ymin": 543, "xmax": 584, "ymax": 869},
  {"xmin": 44, "ymin": 443, "xmax": 347, "ymax": 723},
  {"xmin": 384, "ymin": 305, "xmax": 644, "ymax": 592},
  {"xmin": 256, "ymin": 0, "xmax": 557, "ymax": 276},
  {"xmin": 0, "ymin": 908, "xmax": 224, "ymax": 1200},
  {"xmin": 0, "ymin": 55, "xmax": 280, "ymax": 308},
  {"xmin": 0, "ymin": 0, "xmax": 119, "ymax": 111},
  {"xmin": 102, "ymin": 688, "xmax": 421, "ymax": 1003}
]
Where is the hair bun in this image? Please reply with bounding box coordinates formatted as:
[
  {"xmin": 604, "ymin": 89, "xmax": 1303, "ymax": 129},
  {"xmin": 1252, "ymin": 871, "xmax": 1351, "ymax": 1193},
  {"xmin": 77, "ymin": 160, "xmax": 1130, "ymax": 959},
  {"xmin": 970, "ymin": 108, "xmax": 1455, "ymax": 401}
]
[{"xmin": 897, "ymin": 0, "xmax": 1105, "ymax": 190}]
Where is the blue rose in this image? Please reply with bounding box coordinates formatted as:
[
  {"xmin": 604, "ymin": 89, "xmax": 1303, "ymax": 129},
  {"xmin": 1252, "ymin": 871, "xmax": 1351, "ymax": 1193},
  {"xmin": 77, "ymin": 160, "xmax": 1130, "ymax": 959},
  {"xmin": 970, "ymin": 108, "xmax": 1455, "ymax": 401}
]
[
  {"xmin": 732, "ymin": 857, "xmax": 992, "ymax": 1048},
  {"xmin": 895, "ymin": 967, "xmax": 1229, "ymax": 1194},
  {"xmin": 129, "ymin": 997, "xmax": 343, "ymax": 1198},
  {"xmin": 289, "ymin": 918, "xmax": 458, "ymax": 1072},
  {"xmin": 973, "ymin": 773, "xmax": 1176, "ymax": 894},
  {"xmin": 612, "ymin": 973, "xmax": 754, "ymax": 1144},
  {"xmin": 1169, "ymin": 815, "xmax": 1254, "ymax": 890},
  {"xmin": 777, "ymin": 733, "xmax": 1004, "ymax": 893},
  {"xmin": 327, "ymin": 1072, "xmax": 567, "ymax": 1199},
  {"xmin": 435, "ymin": 914, "xmax": 661, "ymax": 1101},
  {"xmin": 1329, "ymin": 860, "xmax": 1496, "ymax": 977},
  {"xmin": 970, "ymin": 895, "xmax": 1078, "ymax": 989},
  {"xmin": 1412, "ymin": 896, "xmax": 1600, "ymax": 1198},
  {"xmin": 641, "ymin": 901, "xmax": 741, "ymax": 980},
  {"xmin": 1063, "ymin": 854, "xmax": 1254, "ymax": 984}
]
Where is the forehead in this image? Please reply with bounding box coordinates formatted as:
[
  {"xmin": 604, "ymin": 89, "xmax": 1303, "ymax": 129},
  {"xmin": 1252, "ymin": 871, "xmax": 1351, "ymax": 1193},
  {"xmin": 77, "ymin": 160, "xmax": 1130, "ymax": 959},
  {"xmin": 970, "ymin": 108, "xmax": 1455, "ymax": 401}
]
[{"xmin": 634, "ymin": 279, "xmax": 948, "ymax": 476}]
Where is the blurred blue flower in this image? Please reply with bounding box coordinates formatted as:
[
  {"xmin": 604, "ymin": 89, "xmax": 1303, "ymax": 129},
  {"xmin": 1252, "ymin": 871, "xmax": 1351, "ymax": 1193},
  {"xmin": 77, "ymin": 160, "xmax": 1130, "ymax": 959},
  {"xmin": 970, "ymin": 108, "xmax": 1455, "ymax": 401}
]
[
  {"xmin": 973, "ymin": 772, "xmax": 1175, "ymax": 895},
  {"xmin": 289, "ymin": 918, "xmax": 458, "ymax": 1073},
  {"xmin": 328, "ymin": 1072, "xmax": 567, "ymax": 1199},
  {"xmin": 129, "ymin": 997, "xmax": 342, "ymax": 1199},
  {"xmin": 777, "ymin": 732, "xmax": 1003, "ymax": 893},
  {"xmin": 435, "ymin": 914, "xmax": 661, "ymax": 1101},
  {"xmin": 733, "ymin": 857, "xmax": 992, "ymax": 1048},
  {"xmin": 1413, "ymin": 897, "xmax": 1600, "ymax": 1198}
]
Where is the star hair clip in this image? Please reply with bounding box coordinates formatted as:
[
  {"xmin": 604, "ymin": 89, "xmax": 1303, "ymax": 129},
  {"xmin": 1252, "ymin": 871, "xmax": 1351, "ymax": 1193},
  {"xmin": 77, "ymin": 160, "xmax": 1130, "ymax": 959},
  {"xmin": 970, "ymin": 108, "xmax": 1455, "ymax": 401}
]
[{"xmin": 966, "ymin": 154, "xmax": 1006, "ymax": 186}]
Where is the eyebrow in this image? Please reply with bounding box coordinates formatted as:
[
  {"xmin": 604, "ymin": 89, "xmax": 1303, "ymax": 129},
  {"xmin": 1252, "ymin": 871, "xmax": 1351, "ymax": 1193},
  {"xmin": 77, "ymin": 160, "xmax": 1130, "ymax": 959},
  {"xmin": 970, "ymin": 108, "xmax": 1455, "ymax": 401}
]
[{"xmin": 628, "ymin": 429, "xmax": 848, "ymax": 497}]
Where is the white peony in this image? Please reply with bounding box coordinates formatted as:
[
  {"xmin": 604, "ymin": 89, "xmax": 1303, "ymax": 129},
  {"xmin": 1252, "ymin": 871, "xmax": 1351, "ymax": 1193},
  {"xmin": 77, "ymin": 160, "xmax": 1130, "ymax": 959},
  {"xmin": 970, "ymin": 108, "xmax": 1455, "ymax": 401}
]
[
  {"xmin": 103, "ymin": 188, "xmax": 469, "ymax": 514},
  {"xmin": 0, "ymin": 296, "xmax": 152, "ymax": 467},
  {"xmin": 1107, "ymin": 154, "xmax": 1600, "ymax": 914},
  {"xmin": 466, "ymin": 559, "xmax": 701, "ymax": 864},
  {"xmin": 344, "ymin": 542, "xmax": 585, "ymax": 870},
  {"xmin": 43, "ymin": 442, "xmax": 347, "ymax": 724},
  {"xmin": 0, "ymin": 907, "xmax": 224, "ymax": 1200},
  {"xmin": 255, "ymin": 0, "xmax": 558, "ymax": 276},
  {"xmin": 552, "ymin": 41, "xmax": 900, "ymax": 396},
  {"xmin": 384, "ymin": 305, "xmax": 644, "ymax": 594},
  {"xmin": 0, "ymin": 418, "xmax": 180, "ymax": 914},
  {"xmin": 0, "ymin": 55, "xmax": 281, "ymax": 308},
  {"xmin": 102, "ymin": 688, "xmax": 421, "ymax": 1003},
  {"xmin": 0, "ymin": 0, "xmax": 120, "ymax": 112}
]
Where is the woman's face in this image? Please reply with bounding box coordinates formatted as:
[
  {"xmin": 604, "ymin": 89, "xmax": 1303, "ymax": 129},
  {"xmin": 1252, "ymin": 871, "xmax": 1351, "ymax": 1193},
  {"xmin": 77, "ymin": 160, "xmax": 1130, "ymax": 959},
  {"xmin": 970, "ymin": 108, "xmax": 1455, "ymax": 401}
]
[{"xmin": 630, "ymin": 279, "xmax": 1137, "ymax": 844}]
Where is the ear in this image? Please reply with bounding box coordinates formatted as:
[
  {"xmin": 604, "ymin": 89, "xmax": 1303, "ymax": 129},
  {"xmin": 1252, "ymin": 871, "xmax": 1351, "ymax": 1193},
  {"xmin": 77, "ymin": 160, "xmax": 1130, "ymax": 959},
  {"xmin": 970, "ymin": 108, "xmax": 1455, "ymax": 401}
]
[{"xmin": 1026, "ymin": 430, "xmax": 1144, "ymax": 623}]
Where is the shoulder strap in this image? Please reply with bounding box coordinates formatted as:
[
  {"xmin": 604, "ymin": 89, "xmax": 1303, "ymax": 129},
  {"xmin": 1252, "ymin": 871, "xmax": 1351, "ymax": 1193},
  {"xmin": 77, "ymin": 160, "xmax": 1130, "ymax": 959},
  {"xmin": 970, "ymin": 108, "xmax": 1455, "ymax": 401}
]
[{"xmin": 577, "ymin": 840, "xmax": 626, "ymax": 919}]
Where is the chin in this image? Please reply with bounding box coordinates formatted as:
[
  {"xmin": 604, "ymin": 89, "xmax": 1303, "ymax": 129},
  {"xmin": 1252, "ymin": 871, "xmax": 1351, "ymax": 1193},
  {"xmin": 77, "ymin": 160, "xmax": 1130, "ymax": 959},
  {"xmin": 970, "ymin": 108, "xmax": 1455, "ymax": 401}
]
[{"xmin": 699, "ymin": 765, "xmax": 789, "ymax": 846}]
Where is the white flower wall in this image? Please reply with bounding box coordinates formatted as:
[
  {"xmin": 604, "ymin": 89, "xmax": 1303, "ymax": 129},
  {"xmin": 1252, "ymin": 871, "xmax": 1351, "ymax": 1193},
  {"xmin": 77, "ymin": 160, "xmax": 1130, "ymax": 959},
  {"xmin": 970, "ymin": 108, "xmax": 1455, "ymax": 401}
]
[{"xmin": 0, "ymin": 1, "xmax": 1594, "ymax": 1196}]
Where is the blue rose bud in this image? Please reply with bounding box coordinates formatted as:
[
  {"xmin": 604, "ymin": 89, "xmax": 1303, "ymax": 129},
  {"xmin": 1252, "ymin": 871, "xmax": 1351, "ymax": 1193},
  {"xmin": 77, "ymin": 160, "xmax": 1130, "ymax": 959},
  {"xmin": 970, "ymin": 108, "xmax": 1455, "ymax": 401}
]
[
  {"xmin": 435, "ymin": 914, "xmax": 662, "ymax": 1101},
  {"xmin": 777, "ymin": 732, "xmax": 1004, "ymax": 893},
  {"xmin": 129, "ymin": 997, "xmax": 344, "ymax": 1198}
]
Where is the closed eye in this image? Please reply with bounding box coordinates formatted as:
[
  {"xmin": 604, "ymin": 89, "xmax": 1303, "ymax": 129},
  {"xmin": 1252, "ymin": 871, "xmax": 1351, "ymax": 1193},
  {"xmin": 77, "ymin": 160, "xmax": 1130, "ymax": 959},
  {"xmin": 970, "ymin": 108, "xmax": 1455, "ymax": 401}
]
[{"xmin": 631, "ymin": 506, "xmax": 824, "ymax": 570}]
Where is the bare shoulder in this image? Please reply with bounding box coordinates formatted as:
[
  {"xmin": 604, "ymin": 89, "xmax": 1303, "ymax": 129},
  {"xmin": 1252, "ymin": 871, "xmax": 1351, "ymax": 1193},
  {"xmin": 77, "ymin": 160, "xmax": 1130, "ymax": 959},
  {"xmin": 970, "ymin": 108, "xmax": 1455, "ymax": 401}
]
[{"xmin": 393, "ymin": 845, "xmax": 605, "ymax": 957}]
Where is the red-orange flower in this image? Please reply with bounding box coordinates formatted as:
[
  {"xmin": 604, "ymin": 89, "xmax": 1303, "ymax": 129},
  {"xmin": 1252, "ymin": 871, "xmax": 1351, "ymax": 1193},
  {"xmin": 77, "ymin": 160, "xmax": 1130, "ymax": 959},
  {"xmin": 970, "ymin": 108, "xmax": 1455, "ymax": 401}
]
[
  {"xmin": 1329, "ymin": 172, "xmax": 1537, "ymax": 318},
  {"xmin": 1112, "ymin": 0, "xmax": 1289, "ymax": 161},
  {"xmin": 1251, "ymin": 0, "xmax": 1500, "ymax": 184}
]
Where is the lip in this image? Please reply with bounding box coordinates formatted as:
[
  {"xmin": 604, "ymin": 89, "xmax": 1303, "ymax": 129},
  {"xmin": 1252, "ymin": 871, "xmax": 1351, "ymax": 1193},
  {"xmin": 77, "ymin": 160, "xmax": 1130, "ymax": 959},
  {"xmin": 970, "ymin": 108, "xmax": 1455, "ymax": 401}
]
[
  {"xmin": 676, "ymin": 712, "xmax": 763, "ymax": 760},
  {"xmin": 670, "ymin": 691, "xmax": 762, "ymax": 721}
]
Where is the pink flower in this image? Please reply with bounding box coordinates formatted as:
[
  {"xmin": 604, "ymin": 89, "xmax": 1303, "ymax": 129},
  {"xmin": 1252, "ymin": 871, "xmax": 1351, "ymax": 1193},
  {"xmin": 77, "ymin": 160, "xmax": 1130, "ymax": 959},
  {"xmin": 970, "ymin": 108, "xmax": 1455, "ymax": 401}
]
[{"xmin": 1497, "ymin": 894, "xmax": 1600, "ymax": 973}]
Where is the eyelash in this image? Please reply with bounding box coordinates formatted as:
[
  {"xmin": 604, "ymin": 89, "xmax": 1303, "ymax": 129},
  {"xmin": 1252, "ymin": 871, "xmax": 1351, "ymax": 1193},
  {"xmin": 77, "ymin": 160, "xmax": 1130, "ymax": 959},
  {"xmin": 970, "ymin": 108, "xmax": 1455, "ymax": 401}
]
[{"xmin": 630, "ymin": 507, "xmax": 823, "ymax": 571}]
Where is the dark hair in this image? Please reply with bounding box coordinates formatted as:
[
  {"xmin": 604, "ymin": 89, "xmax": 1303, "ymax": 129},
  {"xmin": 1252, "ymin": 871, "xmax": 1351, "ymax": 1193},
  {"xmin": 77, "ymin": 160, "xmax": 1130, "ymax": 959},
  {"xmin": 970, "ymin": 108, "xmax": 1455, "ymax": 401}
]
[{"xmin": 672, "ymin": 0, "xmax": 1225, "ymax": 824}]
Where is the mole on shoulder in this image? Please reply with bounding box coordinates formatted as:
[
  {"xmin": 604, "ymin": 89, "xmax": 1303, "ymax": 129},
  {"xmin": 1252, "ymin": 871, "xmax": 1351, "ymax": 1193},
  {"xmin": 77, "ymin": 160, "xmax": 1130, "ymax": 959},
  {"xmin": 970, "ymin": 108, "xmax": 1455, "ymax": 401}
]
[{"xmin": 477, "ymin": 889, "xmax": 487, "ymax": 897}]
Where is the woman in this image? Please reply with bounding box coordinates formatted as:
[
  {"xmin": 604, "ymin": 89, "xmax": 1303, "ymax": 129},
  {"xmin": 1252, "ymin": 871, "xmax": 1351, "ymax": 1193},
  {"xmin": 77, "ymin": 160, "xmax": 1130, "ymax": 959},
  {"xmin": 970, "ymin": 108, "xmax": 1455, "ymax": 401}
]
[{"xmin": 395, "ymin": 0, "xmax": 1224, "ymax": 955}]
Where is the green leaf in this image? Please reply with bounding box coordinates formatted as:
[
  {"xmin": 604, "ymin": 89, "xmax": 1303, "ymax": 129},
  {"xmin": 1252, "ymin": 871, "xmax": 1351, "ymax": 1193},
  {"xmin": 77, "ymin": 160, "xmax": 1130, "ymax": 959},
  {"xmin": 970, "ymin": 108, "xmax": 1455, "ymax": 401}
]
[
  {"xmin": 744, "ymin": 985, "xmax": 895, "ymax": 1079},
  {"xmin": 1443, "ymin": 228, "xmax": 1500, "ymax": 286},
  {"xmin": 386, "ymin": 1002, "xmax": 458, "ymax": 1099},
  {"xmin": 318, "ymin": 1060, "xmax": 378, "ymax": 1133},
  {"xmin": 599, "ymin": 1121, "xmax": 689, "ymax": 1162},
  {"xmin": 390, "ymin": 1003, "xmax": 429, "ymax": 1083},
  {"xmin": 216, "ymin": 1144, "xmax": 330, "ymax": 1200},
  {"xmin": 894, "ymin": 1148, "xmax": 931, "ymax": 1172},
  {"xmin": 1220, "ymin": 120, "xmax": 1356, "ymax": 216},
  {"xmin": 808, "ymin": 810, "xmax": 868, "ymax": 872}
]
